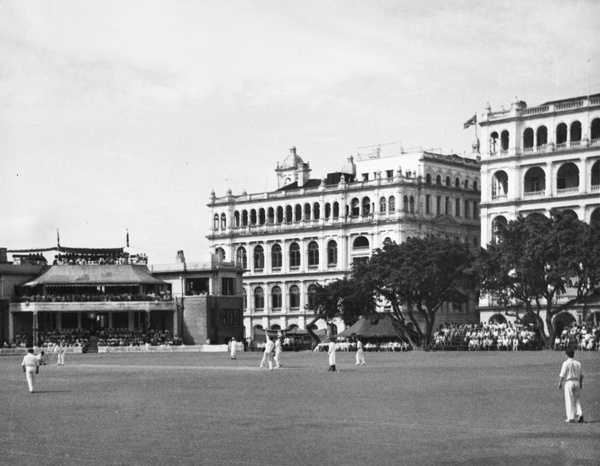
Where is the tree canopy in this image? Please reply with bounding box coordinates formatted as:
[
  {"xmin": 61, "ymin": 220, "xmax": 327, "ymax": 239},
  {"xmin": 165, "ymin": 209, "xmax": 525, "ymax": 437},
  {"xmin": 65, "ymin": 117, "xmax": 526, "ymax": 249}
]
[
  {"xmin": 353, "ymin": 236, "xmax": 478, "ymax": 349},
  {"xmin": 477, "ymin": 210, "xmax": 600, "ymax": 347}
]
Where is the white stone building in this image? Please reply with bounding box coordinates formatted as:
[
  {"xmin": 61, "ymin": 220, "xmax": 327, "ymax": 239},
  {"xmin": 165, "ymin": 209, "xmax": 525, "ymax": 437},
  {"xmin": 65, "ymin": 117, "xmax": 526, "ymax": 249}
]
[
  {"xmin": 207, "ymin": 144, "xmax": 481, "ymax": 337},
  {"xmin": 478, "ymin": 93, "xmax": 600, "ymax": 328}
]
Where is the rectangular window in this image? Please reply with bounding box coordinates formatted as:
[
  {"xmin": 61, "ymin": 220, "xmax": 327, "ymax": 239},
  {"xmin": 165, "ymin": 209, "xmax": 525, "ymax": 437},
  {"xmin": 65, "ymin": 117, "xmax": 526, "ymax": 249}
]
[
  {"xmin": 221, "ymin": 277, "xmax": 236, "ymax": 296},
  {"xmin": 186, "ymin": 278, "xmax": 209, "ymax": 296},
  {"xmin": 362, "ymin": 173, "xmax": 369, "ymax": 181},
  {"xmin": 436, "ymin": 196, "xmax": 441, "ymax": 215},
  {"xmin": 386, "ymin": 170, "xmax": 394, "ymax": 179},
  {"xmin": 426, "ymin": 195, "xmax": 431, "ymax": 214},
  {"xmin": 445, "ymin": 197, "xmax": 450, "ymax": 215},
  {"xmin": 455, "ymin": 199, "xmax": 461, "ymax": 217}
]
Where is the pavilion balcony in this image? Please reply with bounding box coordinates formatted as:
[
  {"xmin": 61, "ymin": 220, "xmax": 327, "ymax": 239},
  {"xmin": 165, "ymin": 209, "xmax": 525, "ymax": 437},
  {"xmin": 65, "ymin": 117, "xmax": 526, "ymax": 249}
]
[{"xmin": 10, "ymin": 300, "xmax": 177, "ymax": 314}]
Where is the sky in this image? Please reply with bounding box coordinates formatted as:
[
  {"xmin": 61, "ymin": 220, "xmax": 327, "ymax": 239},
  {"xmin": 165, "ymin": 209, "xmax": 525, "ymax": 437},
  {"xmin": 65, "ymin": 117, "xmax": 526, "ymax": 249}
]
[{"xmin": 1, "ymin": 0, "xmax": 599, "ymax": 264}]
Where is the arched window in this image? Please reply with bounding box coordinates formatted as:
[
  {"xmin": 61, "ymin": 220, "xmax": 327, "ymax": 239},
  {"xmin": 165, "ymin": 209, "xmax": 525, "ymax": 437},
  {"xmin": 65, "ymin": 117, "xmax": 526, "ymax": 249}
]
[
  {"xmin": 388, "ymin": 196, "xmax": 396, "ymax": 213},
  {"xmin": 254, "ymin": 287, "xmax": 264, "ymax": 310},
  {"xmin": 445, "ymin": 176, "xmax": 451, "ymax": 187},
  {"xmin": 254, "ymin": 245, "xmax": 264, "ymax": 270},
  {"xmin": 220, "ymin": 213, "xmax": 226, "ymax": 229},
  {"xmin": 234, "ymin": 211, "xmax": 240, "ymax": 227},
  {"xmin": 591, "ymin": 118, "xmax": 600, "ymax": 141},
  {"xmin": 361, "ymin": 197, "xmax": 370, "ymax": 216},
  {"xmin": 524, "ymin": 166, "xmax": 546, "ymax": 193},
  {"xmin": 403, "ymin": 195, "xmax": 409, "ymax": 212},
  {"xmin": 333, "ymin": 202, "xmax": 340, "ymax": 218},
  {"xmin": 213, "ymin": 214, "xmax": 219, "ymax": 230},
  {"xmin": 379, "ymin": 197, "xmax": 386, "ymax": 213},
  {"xmin": 259, "ymin": 208, "xmax": 266, "ymax": 225},
  {"xmin": 492, "ymin": 171, "xmax": 508, "ymax": 198},
  {"xmin": 426, "ymin": 173, "xmax": 432, "ymax": 185},
  {"xmin": 556, "ymin": 123, "xmax": 568, "ymax": 145},
  {"xmin": 289, "ymin": 242, "xmax": 301, "ymax": 268},
  {"xmin": 267, "ymin": 207, "xmax": 275, "ymax": 224},
  {"xmin": 313, "ymin": 202, "xmax": 320, "ymax": 219},
  {"xmin": 304, "ymin": 203, "xmax": 311, "ymax": 220},
  {"xmin": 285, "ymin": 205, "xmax": 293, "ymax": 223},
  {"xmin": 409, "ymin": 196, "xmax": 415, "ymax": 214},
  {"xmin": 241, "ymin": 210, "xmax": 248, "ymax": 226},
  {"xmin": 289, "ymin": 285, "xmax": 300, "ymax": 309},
  {"xmin": 327, "ymin": 240, "xmax": 338, "ymax": 265},
  {"xmin": 473, "ymin": 180, "xmax": 479, "ymax": 191},
  {"xmin": 215, "ymin": 247, "xmax": 225, "ymax": 262},
  {"xmin": 351, "ymin": 198, "xmax": 360, "ymax": 216},
  {"xmin": 455, "ymin": 177, "xmax": 461, "ymax": 188},
  {"xmin": 590, "ymin": 207, "xmax": 600, "ymax": 226},
  {"xmin": 537, "ymin": 126, "xmax": 548, "ymax": 146},
  {"xmin": 492, "ymin": 216, "xmax": 508, "ymax": 243},
  {"xmin": 324, "ymin": 203, "xmax": 331, "ymax": 219},
  {"xmin": 556, "ymin": 163, "xmax": 580, "ymax": 191},
  {"xmin": 436, "ymin": 175, "xmax": 442, "ymax": 185},
  {"xmin": 276, "ymin": 206, "xmax": 284, "ymax": 223},
  {"xmin": 307, "ymin": 284, "xmax": 318, "ymax": 308},
  {"xmin": 308, "ymin": 241, "xmax": 319, "ymax": 266},
  {"xmin": 242, "ymin": 288, "xmax": 247, "ymax": 310},
  {"xmin": 295, "ymin": 204, "xmax": 302, "ymax": 222},
  {"xmin": 490, "ymin": 132, "xmax": 499, "ymax": 153},
  {"xmin": 591, "ymin": 160, "xmax": 600, "ymax": 188},
  {"xmin": 271, "ymin": 286, "xmax": 282, "ymax": 309},
  {"xmin": 250, "ymin": 209, "xmax": 257, "ymax": 225},
  {"xmin": 523, "ymin": 128, "xmax": 534, "ymax": 148},
  {"xmin": 501, "ymin": 130, "xmax": 509, "ymax": 151},
  {"xmin": 353, "ymin": 236, "xmax": 370, "ymax": 249},
  {"xmin": 271, "ymin": 244, "xmax": 282, "ymax": 269},
  {"xmin": 464, "ymin": 179, "xmax": 469, "ymax": 189},
  {"xmin": 236, "ymin": 247, "xmax": 247, "ymax": 269},
  {"xmin": 570, "ymin": 121, "xmax": 582, "ymax": 142}
]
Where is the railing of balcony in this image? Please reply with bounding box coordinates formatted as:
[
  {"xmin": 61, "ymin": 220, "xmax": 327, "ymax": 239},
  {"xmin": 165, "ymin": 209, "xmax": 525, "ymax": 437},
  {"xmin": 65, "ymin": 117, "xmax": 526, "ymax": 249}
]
[
  {"xmin": 523, "ymin": 191, "xmax": 546, "ymax": 199},
  {"xmin": 557, "ymin": 187, "xmax": 579, "ymax": 196},
  {"xmin": 491, "ymin": 194, "xmax": 507, "ymax": 201}
]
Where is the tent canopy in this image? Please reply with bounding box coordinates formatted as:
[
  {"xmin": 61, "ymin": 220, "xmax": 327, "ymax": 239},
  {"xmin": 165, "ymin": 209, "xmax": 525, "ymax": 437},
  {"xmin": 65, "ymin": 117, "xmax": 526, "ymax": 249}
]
[
  {"xmin": 23, "ymin": 265, "xmax": 166, "ymax": 287},
  {"xmin": 337, "ymin": 313, "xmax": 404, "ymax": 339}
]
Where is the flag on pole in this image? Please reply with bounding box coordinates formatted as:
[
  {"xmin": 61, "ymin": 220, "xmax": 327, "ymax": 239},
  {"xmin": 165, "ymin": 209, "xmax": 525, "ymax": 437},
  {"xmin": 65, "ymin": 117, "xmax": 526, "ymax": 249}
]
[
  {"xmin": 126, "ymin": 229, "xmax": 130, "ymax": 248},
  {"xmin": 57, "ymin": 229, "xmax": 61, "ymax": 247},
  {"xmin": 463, "ymin": 114, "xmax": 477, "ymax": 129}
]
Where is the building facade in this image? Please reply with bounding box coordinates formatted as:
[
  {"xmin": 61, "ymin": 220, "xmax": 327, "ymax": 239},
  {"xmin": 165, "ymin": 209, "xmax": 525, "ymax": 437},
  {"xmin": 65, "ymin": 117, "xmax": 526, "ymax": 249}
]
[
  {"xmin": 207, "ymin": 144, "xmax": 481, "ymax": 337},
  {"xmin": 477, "ymin": 93, "xmax": 600, "ymax": 327}
]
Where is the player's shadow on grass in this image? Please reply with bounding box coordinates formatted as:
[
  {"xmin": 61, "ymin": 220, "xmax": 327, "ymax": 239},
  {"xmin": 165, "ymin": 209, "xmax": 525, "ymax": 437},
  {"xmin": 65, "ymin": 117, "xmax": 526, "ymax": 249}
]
[{"xmin": 34, "ymin": 390, "xmax": 72, "ymax": 394}]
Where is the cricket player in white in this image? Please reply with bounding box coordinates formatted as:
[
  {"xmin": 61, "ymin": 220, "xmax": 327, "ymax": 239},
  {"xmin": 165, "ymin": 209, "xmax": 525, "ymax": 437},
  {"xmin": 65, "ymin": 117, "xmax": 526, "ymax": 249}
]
[
  {"xmin": 558, "ymin": 349, "xmax": 584, "ymax": 423},
  {"xmin": 355, "ymin": 338, "xmax": 365, "ymax": 365},
  {"xmin": 260, "ymin": 336, "xmax": 275, "ymax": 370},
  {"xmin": 230, "ymin": 338, "xmax": 237, "ymax": 359},
  {"xmin": 274, "ymin": 337, "xmax": 283, "ymax": 368},
  {"xmin": 328, "ymin": 338, "xmax": 338, "ymax": 371},
  {"xmin": 22, "ymin": 348, "xmax": 40, "ymax": 393}
]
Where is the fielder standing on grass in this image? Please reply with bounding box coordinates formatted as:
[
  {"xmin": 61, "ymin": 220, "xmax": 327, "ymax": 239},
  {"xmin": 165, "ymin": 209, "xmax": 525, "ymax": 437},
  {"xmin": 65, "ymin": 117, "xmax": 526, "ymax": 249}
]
[
  {"xmin": 22, "ymin": 348, "xmax": 40, "ymax": 393},
  {"xmin": 260, "ymin": 336, "xmax": 274, "ymax": 370},
  {"xmin": 558, "ymin": 349, "xmax": 584, "ymax": 423},
  {"xmin": 327, "ymin": 337, "xmax": 338, "ymax": 372}
]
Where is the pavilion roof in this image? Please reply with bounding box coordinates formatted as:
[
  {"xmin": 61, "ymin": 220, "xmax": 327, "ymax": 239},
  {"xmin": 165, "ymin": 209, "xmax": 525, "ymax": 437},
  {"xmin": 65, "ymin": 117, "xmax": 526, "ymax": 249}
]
[{"xmin": 22, "ymin": 265, "xmax": 165, "ymax": 287}]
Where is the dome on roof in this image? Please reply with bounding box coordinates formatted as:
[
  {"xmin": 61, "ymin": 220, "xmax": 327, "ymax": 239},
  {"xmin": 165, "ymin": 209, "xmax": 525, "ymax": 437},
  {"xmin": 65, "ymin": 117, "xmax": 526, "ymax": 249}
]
[
  {"xmin": 281, "ymin": 147, "xmax": 304, "ymax": 169},
  {"xmin": 341, "ymin": 156, "xmax": 356, "ymax": 176}
]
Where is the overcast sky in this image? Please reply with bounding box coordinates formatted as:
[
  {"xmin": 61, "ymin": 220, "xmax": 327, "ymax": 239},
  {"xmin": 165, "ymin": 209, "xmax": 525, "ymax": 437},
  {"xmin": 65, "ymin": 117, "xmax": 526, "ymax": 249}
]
[{"xmin": 1, "ymin": 0, "xmax": 599, "ymax": 263}]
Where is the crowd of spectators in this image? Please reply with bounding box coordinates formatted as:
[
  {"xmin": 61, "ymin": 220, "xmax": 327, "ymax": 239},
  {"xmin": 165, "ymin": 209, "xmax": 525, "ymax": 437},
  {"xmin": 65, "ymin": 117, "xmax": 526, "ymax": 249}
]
[
  {"xmin": 431, "ymin": 322, "xmax": 542, "ymax": 351},
  {"xmin": 313, "ymin": 339, "xmax": 411, "ymax": 352},
  {"xmin": 38, "ymin": 329, "xmax": 90, "ymax": 351},
  {"xmin": 52, "ymin": 252, "xmax": 148, "ymax": 265},
  {"xmin": 97, "ymin": 328, "xmax": 183, "ymax": 347},
  {"xmin": 13, "ymin": 253, "xmax": 48, "ymax": 265},
  {"xmin": 18, "ymin": 292, "xmax": 172, "ymax": 303},
  {"xmin": 554, "ymin": 322, "xmax": 600, "ymax": 351}
]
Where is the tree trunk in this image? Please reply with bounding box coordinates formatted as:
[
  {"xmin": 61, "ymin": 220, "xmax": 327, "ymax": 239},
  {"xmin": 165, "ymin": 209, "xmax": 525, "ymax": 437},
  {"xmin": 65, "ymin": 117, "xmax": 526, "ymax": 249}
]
[{"xmin": 306, "ymin": 313, "xmax": 325, "ymax": 345}]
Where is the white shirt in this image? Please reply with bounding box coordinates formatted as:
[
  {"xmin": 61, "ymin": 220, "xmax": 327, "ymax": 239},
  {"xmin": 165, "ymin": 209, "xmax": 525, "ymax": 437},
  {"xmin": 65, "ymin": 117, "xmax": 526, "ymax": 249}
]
[
  {"xmin": 22, "ymin": 353, "xmax": 39, "ymax": 367},
  {"xmin": 560, "ymin": 358, "xmax": 582, "ymax": 381},
  {"xmin": 265, "ymin": 339, "xmax": 274, "ymax": 353}
]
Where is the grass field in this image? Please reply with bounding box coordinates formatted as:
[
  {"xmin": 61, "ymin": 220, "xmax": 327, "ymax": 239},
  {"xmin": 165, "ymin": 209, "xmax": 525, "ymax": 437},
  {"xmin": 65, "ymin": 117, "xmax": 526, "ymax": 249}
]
[{"xmin": 1, "ymin": 349, "xmax": 599, "ymax": 466}]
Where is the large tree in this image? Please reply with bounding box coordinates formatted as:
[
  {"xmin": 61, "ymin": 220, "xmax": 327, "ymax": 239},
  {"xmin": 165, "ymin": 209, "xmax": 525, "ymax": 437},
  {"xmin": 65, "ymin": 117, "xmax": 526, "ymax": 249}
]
[
  {"xmin": 306, "ymin": 277, "xmax": 376, "ymax": 344},
  {"xmin": 478, "ymin": 210, "xmax": 600, "ymax": 347},
  {"xmin": 353, "ymin": 236, "xmax": 478, "ymax": 349}
]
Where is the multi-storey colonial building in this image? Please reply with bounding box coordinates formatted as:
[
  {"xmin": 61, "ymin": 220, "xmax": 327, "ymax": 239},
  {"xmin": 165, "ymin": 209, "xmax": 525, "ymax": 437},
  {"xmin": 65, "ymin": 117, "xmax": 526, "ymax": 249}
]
[
  {"xmin": 478, "ymin": 93, "xmax": 600, "ymax": 327},
  {"xmin": 207, "ymin": 144, "xmax": 481, "ymax": 337}
]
